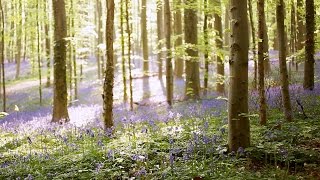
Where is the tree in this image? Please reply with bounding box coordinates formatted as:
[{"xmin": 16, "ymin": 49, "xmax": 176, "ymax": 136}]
[
  {"xmin": 296, "ymin": 0, "xmax": 304, "ymax": 56},
  {"xmin": 125, "ymin": 0, "xmax": 133, "ymax": 111},
  {"xmin": 214, "ymin": 0, "xmax": 224, "ymax": 94},
  {"xmin": 36, "ymin": 0, "xmax": 42, "ymax": 105},
  {"xmin": 52, "ymin": 0, "xmax": 70, "ymax": 123},
  {"xmin": 276, "ymin": 0, "xmax": 293, "ymax": 122},
  {"xmin": 228, "ymin": 0, "xmax": 250, "ymax": 151},
  {"xmin": 0, "ymin": 0, "xmax": 5, "ymax": 112},
  {"xmin": 303, "ymin": 0, "xmax": 315, "ymax": 90},
  {"xmin": 248, "ymin": 0, "xmax": 257, "ymax": 89},
  {"xmin": 184, "ymin": 0, "xmax": 200, "ymax": 99},
  {"xmin": 174, "ymin": 0, "xmax": 183, "ymax": 78},
  {"xmin": 120, "ymin": 0, "xmax": 128, "ymax": 102},
  {"xmin": 157, "ymin": 0, "xmax": 164, "ymax": 78},
  {"xmin": 203, "ymin": 0, "xmax": 209, "ymax": 95},
  {"xmin": 258, "ymin": 0, "xmax": 267, "ymax": 125},
  {"xmin": 164, "ymin": 0, "xmax": 173, "ymax": 106},
  {"xmin": 96, "ymin": 0, "xmax": 103, "ymax": 79},
  {"xmin": 141, "ymin": 0, "xmax": 149, "ymax": 75},
  {"xmin": 103, "ymin": 0, "xmax": 115, "ymax": 129},
  {"xmin": 45, "ymin": 0, "xmax": 51, "ymax": 87}
]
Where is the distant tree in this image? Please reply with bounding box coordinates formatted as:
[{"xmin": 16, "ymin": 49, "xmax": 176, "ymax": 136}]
[
  {"xmin": 15, "ymin": 0, "xmax": 22, "ymax": 79},
  {"xmin": 296, "ymin": 0, "xmax": 304, "ymax": 55},
  {"xmin": 120, "ymin": 0, "xmax": 128, "ymax": 102},
  {"xmin": 164, "ymin": 0, "xmax": 173, "ymax": 106},
  {"xmin": 184, "ymin": 0, "xmax": 200, "ymax": 99},
  {"xmin": 228, "ymin": 0, "xmax": 250, "ymax": 151},
  {"xmin": 103, "ymin": 0, "xmax": 115, "ymax": 129},
  {"xmin": 141, "ymin": 0, "xmax": 149, "ymax": 76},
  {"xmin": 203, "ymin": 0, "xmax": 209, "ymax": 95},
  {"xmin": 258, "ymin": 0, "xmax": 267, "ymax": 125},
  {"xmin": 214, "ymin": 0, "xmax": 224, "ymax": 94},
  {"xmin": 157, "ymin": 0, "xmax": 164, "ymax": 78},
  {"xmin": 95, "ymin": 0, "xmax": 103, "ymax": 79},
  {"xmin": 125, "ymin": 0, "xmax": 133, "ymax": 111},
  {"xmin": 248, "ymin": 0, "xmax": 257, "ymax": 89},
  {"xmin": 36, "ymin": 0, "xmax": 42, "ymax": 105},
  {"xmin": 45, "ymin": 0, "xmax": 51, "ymax": 87},
  {"xmin": 303, "ymin": 0, "xmax": 315, "ymax": 90},
  {"xmin": 0, "ymin": 0, "xmax": 5, "ymax": 112},
  {"xmin": 276, "ymin": 0, "xmax": 293, "ymax": 122},
  {"xmin": 174, "ymin": 0, "xmax": 183, "ymax": 78},
  {"xmin": 52, "ymin": 0, "xmax": 70, "ymax": 123}
]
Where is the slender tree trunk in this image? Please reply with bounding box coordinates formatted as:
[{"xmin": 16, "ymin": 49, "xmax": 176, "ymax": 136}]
[
  {"xmin": 45, "ymin": 1, "xmax": 51, "ymax": 87},
  {"xmin": 37, "ymin": 0, "xmax": 42, "ymax": 105},
  {"xmin": 296, "ymin": 0, "xmax": 304, "ymax": 52},
  {"xmin": 121, "ymin": 0, "xmax": 128, "ymax": 102},
  {"xmin": 214, "ymin": 0, "xmax": 224, "ymax": 94},
  {"xmin": 248, "ymin": 0, "xmax": 257, "ymax": 89},
  {"xmin": 203, "ymin": 0, "xmax": 209, "ymax": 95},
  {"xmin": 262, "ymin": 3, "xmax": 270, "ymax": 74},
  {"xmin": 164, "ymin": 0, "xmax": 173, "ymax": 106},
  {"xmin": 71, "ymin": 0, "xmax": 77, "ymax": 100},
  {"xmin": 228, "ymin": 0, "xmax": 250, "ymax": 151},
  {"xmin": 96, "ymin": 0, "xmax": 103, "ymax": 79},
  {"xmin": 184, "ymin": 0, "xmax": 200, "ymax": 99},
  {"xmin": 224, "ymin": 3, "xmax": 230, "ymax": 51},
  {"xmin": 141, "ymin": 0, "xmax": 149, "ymax": 75},
  {"xmin": 258, "ymin": 0, "xmax": 267, "ymax": 125},
  {"xmin": 174, "ymin": 0, "xmax": 183, "ymax": 78},
  {"xmin": 290, "ymin": 0, "xmax": 296, "ymax": 78},
  {"xmin": 276, "ymin": 0, "xmax": 293, "ymax": 122},
  {"xmin": 103, "ymin": 0, "xmax": 115, "ymax": 129},
  {"xmin": 15, "ymin": 0, "xmax": 22, "ymax": 79},
  {"xmin": 303, "ymin": 0, "xmax": 315, "ymax": 90},
  {"xmin": 0, "ymin": 0, "xmax": 5, "ymax": 112},
  {"xmin": 126, "ymin": 0, "xmax": 133, "ymax": 110},
  {"xmin": 157, "ymin": 0, "xmax": 164, "ymax": 78},
  {"xmin": 52, "ymin": 0, "xmax": 70, "ymax": 123}
]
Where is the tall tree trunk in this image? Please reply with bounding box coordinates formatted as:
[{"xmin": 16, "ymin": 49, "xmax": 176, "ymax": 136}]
[
  {"xmin": 0, "ymin": 0, "xmax": 5, "ymax": 112},
  {"xmin": 103, "ymin": 0, "xmax": 115, "ymax": 129},
  {"xmin": 262, "ymin": 3, "xmax": 270, "ymax": 74},
  {"xmin": 157, "ymin": 0, "xmax": 164, "ymax": 78},
  {"xmin": 248, "ymin": 0, "xmax": 257, "ymax": 89},
  {"xmin": 272, "ymin": 17, "xmax": 279, "ymax": 50},
  {"xmin": 96, "ymin": 0, "xmax": 103, "ymax": 79},
  {"xmin": 52, "ymin": 0, "xmax": 70, "ymax": 123},
  {"xmin": 164, "ymin": 0, "xmax": 173, "ymax": 106},
  {"xmin": 141, "ymin": 0, "xmax": 149, "ymax": 75},
  {"xmin": 174, "ymin": 0, "xmax": 183, "ymax": 78},
  {"xmin": 228, "ymin": 0, "xmax": 250, "ymax": 151},
  {"xmin": 203, "ymin": 0, "xmax": 209, "ymax": 95},
  {"xmin": 303, "ymin": 0, "xmax": 315, "ymax": 90},
  {"xmin": 258, "ymin": 0, "xmax": 267, "ymax": 125},
  {"xmin": 71, "ymin": 0, "xmax": 77, "ymax": 100},
  {"xmin": 45, "ymin": 1, "xmax": 51, "ymax": 87},
  {"xmin": 290, "ymin": 0, "xmax": 296, "ymax": 77},
  {"xmin": 184, "ymin": 0, "xmax": 200, "ymax": 99},
  {"xmin": 214, "ymin": 0, "xmax": 224, "ymax": 94},
  {"xmin": 296, "ymin": 0, "xmax": 304, "ymax": 52},
  {"xmin": 224, "ymin": 3, "xmax": 230, "ymax": 51},
  {"xmin": 15, "ymin": 0, "xmax": 22, "ymax": 79},
  {"xmin": 37, "ymin": 0, "xmax": 42, "ymax": 105},
  {"xmin": 120, "ymin": 0, "xmax": 128, "ymax": 102},
  {"xmin": 276, "ymin": 0, "xmax": 293, "ymax": 122},
  {"xmin": 126, "ymin": 0, "xmax": 133, "ymax": 110}
]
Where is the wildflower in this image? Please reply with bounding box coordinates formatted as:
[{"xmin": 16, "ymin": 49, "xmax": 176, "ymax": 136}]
[
  {"xmin": 237, "ymin": 147, "xmax": 245, "ymax": 156},
  {"xmin": 25, "ymin": 174, "xmax": 33, "ymax": 180},
  {"xmin": 107, "ymin": 149, "xmax": 114, "ymax": 160},
  {"xmin": 169, "ymin": 152, "xmax": 174, "ymax": 166},
  {"xmin": 95, "ymin": 163, "xmax": 104, "ymax": 172},
  {"xmin": 135, "ymin": 167, "xmax": 147, "ymax": 176},
  {"xmin": 97, "ymin": 140, "xmax": 104, "ymax": 147}
]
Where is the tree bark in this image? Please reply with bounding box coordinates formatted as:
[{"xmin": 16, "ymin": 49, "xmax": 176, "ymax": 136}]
[
  {"xmin": 103, "ymin": 0, "xmax": 115, "ymax": 129},
  {"xmin": 214, "ymin": 0, "xmax": 224, "ymax": 94},
  {"xmin": 258, "ymin": 0, "xmax": 267, "ymax": 125},
  {"xmin": 0, "ymin": 0, "xmax": 6, "ymax": 112},
  {"xmin": 164, "ymin": 0, "xmax": 173, "ymax": 106},
  {"xmin": 228, "ymin": 0, "xmax": 250, "ymax": 151},
  {"xmin": 126, "ymin": 0, "xmax": 133, "ymax": 110},
  {"xmin": 45, "ymin": 1, "xmax": 51, "ymax": 87},
  {"xmin": 296, "ymin": 0, "xmax": 304, "ymax": 52},
  {"xmin": 276, "ymin": 0, "xmax": 293, "ymax": 122},
  {"xmin": 157, "ymin": 0, "xmax": 164, "ymax": 78},
  {"xmin": 52, "ymin": 0, "xmax": 70, "ymax": 123},
  {"xmin": 248, "ymin": 0, "xmax": 257, "ymax": 89},
  {"xmin": 37, "ymin": 0, "xmax": 42, "ymax": 105},
  {"xmin": 141, "ymin": 0, "xmax": 149, "ymax": 75},
  {"xmin": 120, "ymin": 0, "xmax": 128, "ymax": 102},
  {"xmin": 184, "ymin": 0, "xmax": 200, "ymax": 99},
  {"xmin": 174, "ymin": 0, "xmax": 183, "ymax": 78},
  {"xmin": 303, "ymin": 0, "xmax": 315, "ymax": 90}
]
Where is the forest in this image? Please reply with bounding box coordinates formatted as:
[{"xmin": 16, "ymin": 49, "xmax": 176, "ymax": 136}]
[{"xmin": 0, "ymin": 0, "xmax": 320, "ymax": 179}]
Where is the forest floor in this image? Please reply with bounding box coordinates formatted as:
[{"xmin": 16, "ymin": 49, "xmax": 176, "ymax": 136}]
[{"xmin": 1, "ymin": 52, "xmax": 320, "ymax": 179}]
